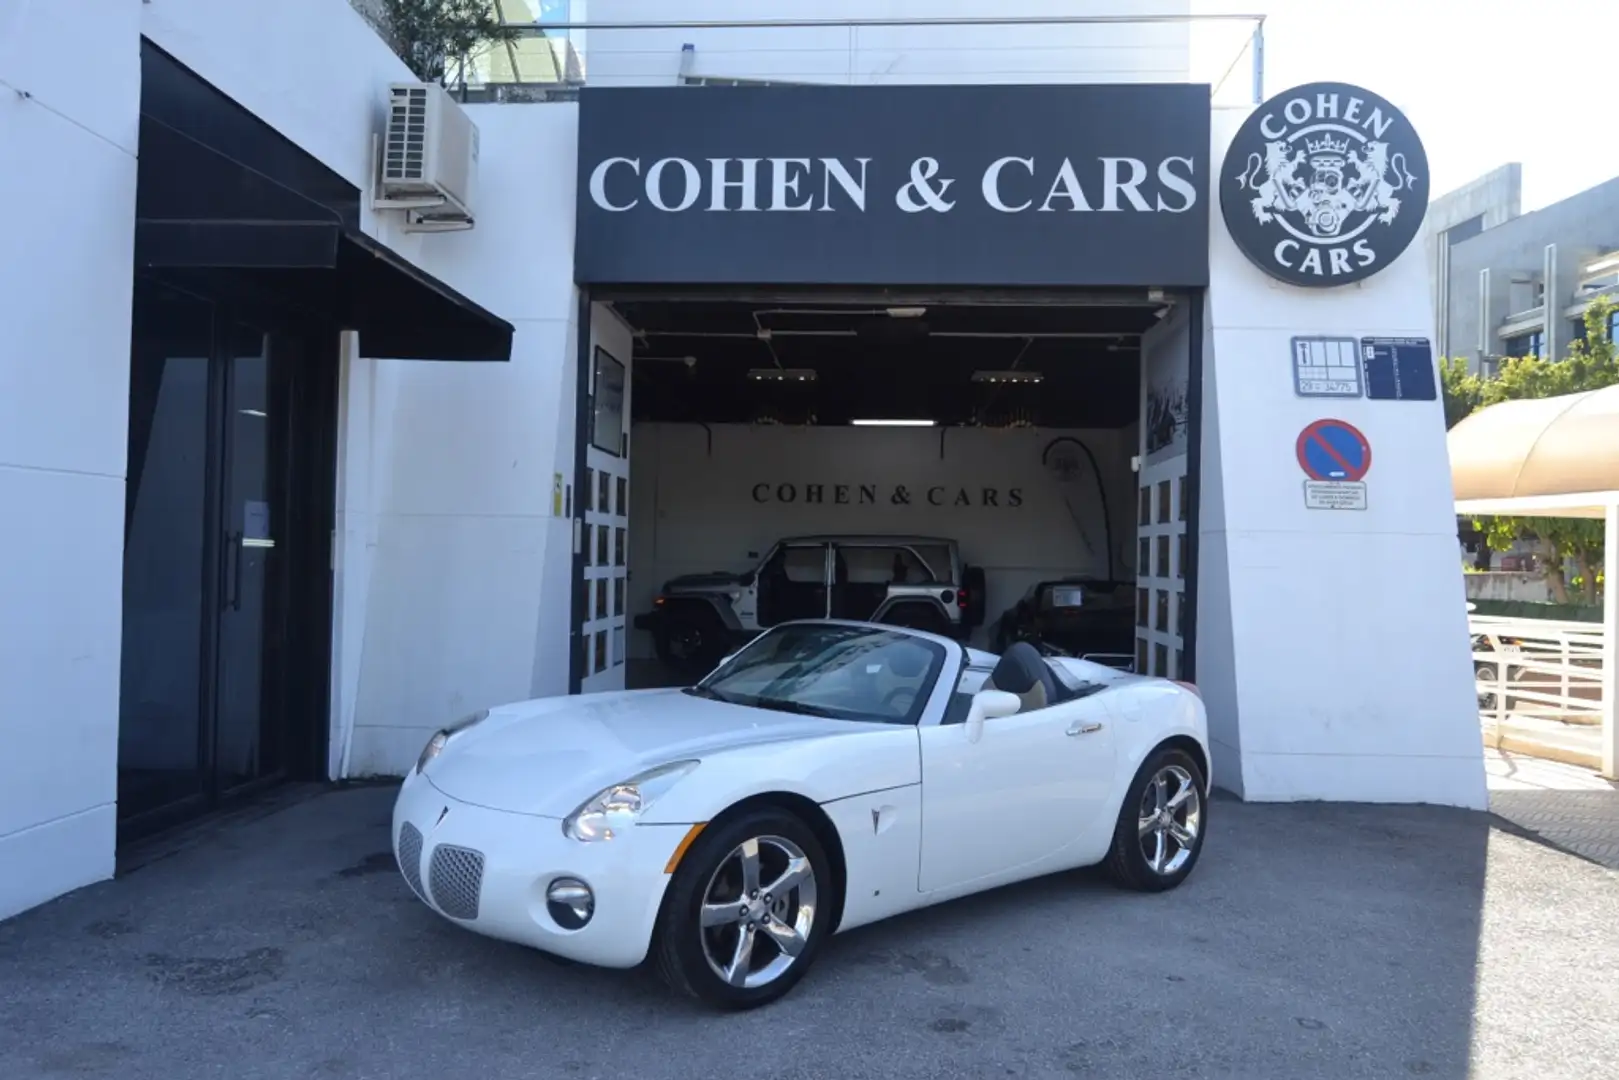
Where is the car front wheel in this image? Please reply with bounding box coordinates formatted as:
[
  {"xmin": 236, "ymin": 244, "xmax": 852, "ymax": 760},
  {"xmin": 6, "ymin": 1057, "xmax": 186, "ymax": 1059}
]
[
  {"xmin": 652, "ymin": 808, "xmax": 833, "ymax": 1010},
  {"xmin": 1104, "ymin": 746, "xmax": 1207, "ymax": 892}
]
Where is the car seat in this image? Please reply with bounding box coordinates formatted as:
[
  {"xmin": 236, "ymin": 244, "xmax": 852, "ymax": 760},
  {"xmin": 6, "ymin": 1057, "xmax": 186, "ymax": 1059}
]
[{"xmin": 983, "ymin": 641, "xmax": 1058, "ymax": 713}]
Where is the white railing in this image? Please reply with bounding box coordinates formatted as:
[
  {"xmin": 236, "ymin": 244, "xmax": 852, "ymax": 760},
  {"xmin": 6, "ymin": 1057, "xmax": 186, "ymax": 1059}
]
[{"xmin": 1471, "ymin": 613, "xmax": 1607, "ymax": 768}]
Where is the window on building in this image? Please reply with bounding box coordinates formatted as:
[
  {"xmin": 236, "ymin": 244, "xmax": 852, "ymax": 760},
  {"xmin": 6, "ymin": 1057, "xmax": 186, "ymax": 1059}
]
[
  {"xmin": 1503, "ymin": 330, "xmax": 1545, "ymax": 359},
  {"xmin": 1569, "ymin": 308, "xmax": 1619, "ymax": 343},
  {"xmin": 1445, "ymin": 214, "xmax": 1485, "ymax": 247}
]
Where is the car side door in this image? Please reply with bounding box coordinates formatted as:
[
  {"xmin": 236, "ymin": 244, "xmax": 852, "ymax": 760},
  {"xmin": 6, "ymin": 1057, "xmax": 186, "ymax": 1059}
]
[{"xmin": 917, "ymin": 668, "xmax": 1116, "ymax": 894}]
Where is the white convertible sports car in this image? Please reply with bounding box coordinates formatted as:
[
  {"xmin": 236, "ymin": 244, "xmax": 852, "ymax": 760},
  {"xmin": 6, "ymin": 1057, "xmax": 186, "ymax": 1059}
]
[{"xmin": 393, "ymin": 619, "xmax": 1210, "ymax": 1010}]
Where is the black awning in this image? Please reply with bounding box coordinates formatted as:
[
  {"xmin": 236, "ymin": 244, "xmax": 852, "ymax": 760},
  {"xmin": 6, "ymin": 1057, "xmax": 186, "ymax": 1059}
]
[
  {"xmin": 135, "ymin": 39, "xmax": 513, "ymax": 362},
  {"xmin": 337, "ymin": 230, "xmax": 516, "ymax": 363}
]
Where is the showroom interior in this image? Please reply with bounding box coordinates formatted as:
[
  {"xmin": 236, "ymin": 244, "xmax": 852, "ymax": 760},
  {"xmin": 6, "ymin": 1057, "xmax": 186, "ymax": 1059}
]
[{"xmin": 572, "ymin": 287, "xmax": 1200, "ymax": 694}]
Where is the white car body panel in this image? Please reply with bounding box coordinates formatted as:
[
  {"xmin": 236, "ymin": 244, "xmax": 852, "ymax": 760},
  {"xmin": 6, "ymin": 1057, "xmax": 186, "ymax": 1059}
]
[
  {"xmin": 917, "ymin": 689, "xmax": 1117, "ymax": 892},
  {"xmin": 392, "ymin": 620, "xmax": 1210, "ymax": 970}
]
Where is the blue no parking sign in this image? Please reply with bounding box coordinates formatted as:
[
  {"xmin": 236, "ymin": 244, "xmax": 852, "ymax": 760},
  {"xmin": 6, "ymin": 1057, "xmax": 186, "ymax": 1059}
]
[{"xmin": 1295, "ymin": 419, "xmax": 1372, "ymax": 482}]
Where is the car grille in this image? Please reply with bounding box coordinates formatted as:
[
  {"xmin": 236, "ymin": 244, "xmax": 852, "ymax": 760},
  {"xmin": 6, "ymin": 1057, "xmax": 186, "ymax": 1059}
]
[
  {"xmin": 397, "ymin": 823, "xmax": 426, "ymax": 900},
  {"xmin": 428, "ymin": 844, "xmax": 486, "ymax": 921}
]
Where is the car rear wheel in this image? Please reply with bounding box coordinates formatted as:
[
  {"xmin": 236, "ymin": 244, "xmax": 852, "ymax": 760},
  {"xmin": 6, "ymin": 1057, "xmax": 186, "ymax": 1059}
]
[
  {"xmin": 653, "ymin": 808, "xmax": 833, "ymax": 1010},
  {"xmin": 1104, "ymin": 746, "xmax": 1207, "ymax": 892},
  {"xmin": 653, "ymin": 606, "xmax": 726, "ymax": 676}
]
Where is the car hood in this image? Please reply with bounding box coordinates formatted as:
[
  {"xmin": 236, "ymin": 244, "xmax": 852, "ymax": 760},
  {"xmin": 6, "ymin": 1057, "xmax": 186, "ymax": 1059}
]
[
  {"xmin": 423, "ymin": 688, "xmax": 852, "ymax": 818},
  {"xmin": 663, "ymin": 570, "xmax": 746, "ymax": 591}
]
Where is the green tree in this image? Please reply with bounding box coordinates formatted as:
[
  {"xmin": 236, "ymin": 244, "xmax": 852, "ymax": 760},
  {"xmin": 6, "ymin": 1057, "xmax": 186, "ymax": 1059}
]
[
  {"xmin": 1439, "ymin": 354, "xmax": 1482, "ymax": 430},
  {"xmin": 1445, "ymin": 296, "xmax": 1618, "ymax": 603},
  {"xmin": 370, "ymin": 0, "xmax": 522, "ymax": 85}
]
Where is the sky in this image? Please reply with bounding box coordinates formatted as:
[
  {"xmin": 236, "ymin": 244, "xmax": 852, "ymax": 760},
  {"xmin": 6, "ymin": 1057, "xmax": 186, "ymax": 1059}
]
[{"xmin": 1194, "ymin": 0, "xmax": 1619, "ymax": 211}]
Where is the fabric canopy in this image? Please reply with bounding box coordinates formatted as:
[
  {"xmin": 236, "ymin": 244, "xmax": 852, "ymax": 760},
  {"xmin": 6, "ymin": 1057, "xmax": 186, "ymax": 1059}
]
[{"xmin": 1449, "ymin": 383, "xmax": 1619, "ymax": 512}]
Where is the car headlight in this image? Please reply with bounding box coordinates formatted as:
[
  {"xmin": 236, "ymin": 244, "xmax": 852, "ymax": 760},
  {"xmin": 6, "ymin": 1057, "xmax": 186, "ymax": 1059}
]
[
  {"xmin": 562, "ymin": 760, "xmax": 700, "ymax": 842},
  {"xmin": 414, "ymin": 709, "xmax": 490, "ymax": 774}
]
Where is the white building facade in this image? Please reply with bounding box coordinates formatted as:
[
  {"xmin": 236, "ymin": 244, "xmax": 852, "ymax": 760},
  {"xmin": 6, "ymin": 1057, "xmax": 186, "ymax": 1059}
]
[{"xmin": 0, "ymin": 0, "xmax": 1485, "ymax": 923}]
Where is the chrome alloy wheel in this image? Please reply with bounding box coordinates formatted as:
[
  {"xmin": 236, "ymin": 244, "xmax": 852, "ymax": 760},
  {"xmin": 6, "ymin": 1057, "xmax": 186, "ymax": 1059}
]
[
  {"xmin": 1138, "ymin": 764, "xmax": 1202, "ymax": 876},
  {"xmin": 699, "ymin": 836, "xmax": 818, "ymax": 990}
]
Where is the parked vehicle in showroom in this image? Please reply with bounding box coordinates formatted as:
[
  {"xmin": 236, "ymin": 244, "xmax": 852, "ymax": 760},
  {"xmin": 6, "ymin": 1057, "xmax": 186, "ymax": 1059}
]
[
  {"xmin": 991, "ymin": 577, "xmax": 1136, "ymax": 670},
  {"xmin": 393, "ymin": 619, "xmax": 1211, "ymax": 1010},
  {"xmin": 633, "ymin": 534, "xmax": 986, "ymax": 675}
]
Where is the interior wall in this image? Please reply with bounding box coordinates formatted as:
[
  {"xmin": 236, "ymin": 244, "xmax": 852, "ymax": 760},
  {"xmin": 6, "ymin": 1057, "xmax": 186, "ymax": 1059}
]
[
  {"xmin": 1199, "ymin": 106, "xmax": 1487, "ymax": 809},
  {"xmin": 0, "ymin": 0, "xmax": 140, "ymax": 921},
  {"xmin": 627, "ymin": 423, "xmax": 1138, "ymax": 655}
]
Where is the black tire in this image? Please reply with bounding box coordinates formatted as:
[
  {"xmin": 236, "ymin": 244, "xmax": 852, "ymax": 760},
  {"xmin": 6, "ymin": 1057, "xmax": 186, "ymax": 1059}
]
[
  {"xmin": 1104, "ymin": 745, "xmax": 1208, "ymax": 893},
  {"xmin": 653, "ymin": 605, "xmax": 727, "ymax": 676},
  {"xmin": 653, "ymin": 807, "xmax": 834, "ymax": 1011},
  {"xmin": 961, "ymin": 565, "xmax": 988, "ymax": 628}
]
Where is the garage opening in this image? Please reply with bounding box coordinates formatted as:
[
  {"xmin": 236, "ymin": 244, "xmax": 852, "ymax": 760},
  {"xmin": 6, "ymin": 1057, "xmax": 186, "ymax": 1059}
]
[{"xmin": 571, "ymin": 289, "xmax": 1198, "ymax": 693}]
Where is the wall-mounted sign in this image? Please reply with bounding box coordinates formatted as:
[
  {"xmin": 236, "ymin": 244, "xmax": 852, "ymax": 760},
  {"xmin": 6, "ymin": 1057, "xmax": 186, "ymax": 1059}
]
[
  {"xmin": 749, "ymin": 482, "xmax": 1024, "ymax": 508},
  {"xmin": 1360, "ymin": 336, "xmax": 1437, "ymax": 401},
  {"xmin": 576, "ymin": 84, "xmax": 1211, "ymax": 287},
  {"xmin": 1220, "ymin": 82, "xmax": 1428, "ymax": 288},
  {"xmin": 1296, "ymin": 418, "xmax": 1371, "ymax": 510},
  {"xmin": 1291, "ymin": 336, "xmax": 1364, "ymax": 397}
]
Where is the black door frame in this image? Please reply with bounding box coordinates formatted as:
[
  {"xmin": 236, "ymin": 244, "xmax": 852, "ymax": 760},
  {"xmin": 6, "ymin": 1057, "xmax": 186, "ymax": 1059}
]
[{"xmin": 118, "ymin": 270, "xmax": 339, "ymax": 845}]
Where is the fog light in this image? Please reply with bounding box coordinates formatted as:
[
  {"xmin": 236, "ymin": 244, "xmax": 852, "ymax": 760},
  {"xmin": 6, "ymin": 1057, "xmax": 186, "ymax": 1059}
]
[{"xmin": 546, "ymin": 878, "xmax": 594, "ymax": 930}]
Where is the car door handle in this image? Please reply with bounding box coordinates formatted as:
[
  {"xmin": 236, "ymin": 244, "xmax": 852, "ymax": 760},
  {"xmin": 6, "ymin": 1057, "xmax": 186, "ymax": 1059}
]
[{"xmin": 1067, "ymin": 721, "xmax": 1103, "ymax": 736}]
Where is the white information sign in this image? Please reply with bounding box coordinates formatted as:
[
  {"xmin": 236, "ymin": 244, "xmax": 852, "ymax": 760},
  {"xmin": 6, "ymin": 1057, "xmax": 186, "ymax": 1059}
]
[
  {"xmin": 1303, "ymin": 481, "xmax": 1368, "ymax": 510},
  {"xmin": 1291, "ymin": 336, "xmax": 1364, "ymax": 397}
]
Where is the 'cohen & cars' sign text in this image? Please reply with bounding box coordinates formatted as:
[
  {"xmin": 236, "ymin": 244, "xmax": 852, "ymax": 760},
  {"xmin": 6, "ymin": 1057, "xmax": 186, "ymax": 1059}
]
[{"xmin": 574, "ymin": 84, "xmax": 1211, "ymax": 288}]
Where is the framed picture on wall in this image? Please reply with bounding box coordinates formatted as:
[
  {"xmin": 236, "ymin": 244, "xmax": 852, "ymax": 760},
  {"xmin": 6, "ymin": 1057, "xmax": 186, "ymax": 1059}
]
[{"xmin": 591, "ymin": 347, "xmax": 626, "ymax": 457}]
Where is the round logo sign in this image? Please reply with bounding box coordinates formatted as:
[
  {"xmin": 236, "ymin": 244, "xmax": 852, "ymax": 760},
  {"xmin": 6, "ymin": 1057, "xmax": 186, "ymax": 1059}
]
[{"xmin": 1219, "ymin": 82, "xmax": 1428, "ymax": 288}]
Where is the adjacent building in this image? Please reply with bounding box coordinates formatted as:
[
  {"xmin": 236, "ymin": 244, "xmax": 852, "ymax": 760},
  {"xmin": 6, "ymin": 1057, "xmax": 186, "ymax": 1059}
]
[{"xmin": 1433, "ymin": 167, "xmax": 1619, "ymax": 374}]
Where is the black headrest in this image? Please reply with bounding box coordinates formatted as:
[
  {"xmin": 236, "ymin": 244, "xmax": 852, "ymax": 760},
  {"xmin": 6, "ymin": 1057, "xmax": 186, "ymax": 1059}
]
[{"xmin": 990, "ymin": 641, "xmax": 1048, "ymax": 695}]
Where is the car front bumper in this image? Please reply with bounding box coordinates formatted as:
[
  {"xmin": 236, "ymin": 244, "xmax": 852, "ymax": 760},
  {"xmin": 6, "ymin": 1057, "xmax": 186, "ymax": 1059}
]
[{"xmin": 391, "ymin": 769, "xmax": 688, "ymax": 968}]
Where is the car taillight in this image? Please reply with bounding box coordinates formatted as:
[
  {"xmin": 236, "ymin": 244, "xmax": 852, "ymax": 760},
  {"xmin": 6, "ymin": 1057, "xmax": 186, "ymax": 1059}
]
[
  {"xmin": 957, "ymin": 589, "xmax": 968, "ymax": 609},
  {"xmin": 653, "ymin": 596, "xmax": 665, "ymax": 607}
]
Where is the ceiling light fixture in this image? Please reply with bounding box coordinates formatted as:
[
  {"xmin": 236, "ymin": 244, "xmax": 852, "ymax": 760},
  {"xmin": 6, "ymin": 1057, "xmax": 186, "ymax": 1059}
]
[
  {"xmin": 747, "ymin": 368, "xmax": 817, "ymax": 382},
  {"xmin": 970, "ymin": 370, "xmax": 1044, "ymax": 384},
  {"xmin": 850, "ymin": 418, "xmax": 936, "ymax": 427},
  {"xmin": 885, "ymin": 306, "xmax": 927, "ymax": 319}
]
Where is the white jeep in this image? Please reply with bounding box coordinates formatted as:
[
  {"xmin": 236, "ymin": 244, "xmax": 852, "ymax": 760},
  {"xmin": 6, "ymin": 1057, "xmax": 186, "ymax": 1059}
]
[{"xmin": 633, "ymin": 534, "xmax": 986, "ymax": 675}]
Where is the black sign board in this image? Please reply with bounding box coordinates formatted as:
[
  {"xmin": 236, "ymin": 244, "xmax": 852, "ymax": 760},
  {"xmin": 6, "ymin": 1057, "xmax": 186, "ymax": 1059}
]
[
  {"xmin": 1360, "ymin": 336, "xmax": 1437, "ymax": 401},
  {"xmin": 1219, "ymin": 82, "xmax": 1428, "ymax": 288},
  {"xmin": 575, "ymin": 83, "xmax": 1211, "ymax": 288}
]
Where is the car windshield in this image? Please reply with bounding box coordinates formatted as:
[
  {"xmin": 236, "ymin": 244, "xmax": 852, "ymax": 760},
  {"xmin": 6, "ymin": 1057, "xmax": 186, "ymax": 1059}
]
[{"xmin": 687, "ymin": 623, "xmax": 946, "ymax": 726}]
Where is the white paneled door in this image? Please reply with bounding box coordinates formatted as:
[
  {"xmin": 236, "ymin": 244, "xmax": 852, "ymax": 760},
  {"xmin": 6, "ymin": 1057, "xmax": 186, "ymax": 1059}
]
[
  {"xmin": 579, "ymin": 306, "xmax": 634, "ymax": 693},
  {"xmin": 1137, "ymin": 302, "xmax": 1192, "ymax": 680}
]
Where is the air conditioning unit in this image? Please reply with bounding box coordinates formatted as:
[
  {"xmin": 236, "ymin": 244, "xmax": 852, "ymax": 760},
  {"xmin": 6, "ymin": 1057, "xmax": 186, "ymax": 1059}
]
[{"xmin": 371, "ymin": 82, "xmax": 479, "ymax": 232}]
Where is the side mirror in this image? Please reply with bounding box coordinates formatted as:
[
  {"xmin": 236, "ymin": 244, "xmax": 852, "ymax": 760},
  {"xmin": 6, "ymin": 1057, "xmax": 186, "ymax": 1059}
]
[{"xmin": 965, "ymin": 688, "xmax": 1022, "ymax": 742}]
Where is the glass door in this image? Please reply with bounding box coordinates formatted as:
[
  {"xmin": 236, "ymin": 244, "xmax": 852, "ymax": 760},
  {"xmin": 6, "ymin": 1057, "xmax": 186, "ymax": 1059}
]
[
  {"xmin": 119, "ymin": 281, "xmax": 292, "ymax": 831},
  {"xmin": 214, "ymin": 324, "xmax": 287, "ymax": 794},
  {"xmin": 119, "ymin": 282, "xmax": 214, "ymax": 819}
]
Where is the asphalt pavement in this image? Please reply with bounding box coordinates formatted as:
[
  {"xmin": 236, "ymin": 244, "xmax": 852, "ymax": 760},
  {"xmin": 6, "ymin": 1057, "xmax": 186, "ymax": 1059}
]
[{"xmin": 1, "ymin": 780, "xmax": 1616, "ymax": 1080}]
